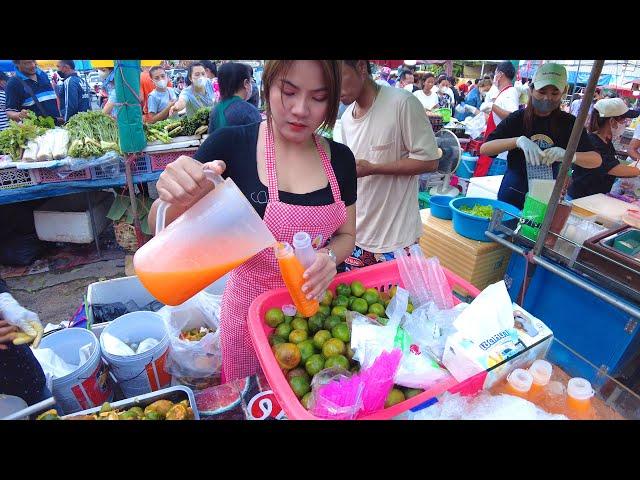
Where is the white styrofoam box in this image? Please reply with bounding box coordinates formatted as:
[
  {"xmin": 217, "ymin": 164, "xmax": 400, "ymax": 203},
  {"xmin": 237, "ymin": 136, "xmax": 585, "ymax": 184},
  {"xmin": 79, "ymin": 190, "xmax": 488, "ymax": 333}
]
[
  {"xmin": 34, "ymin": 192, "xmax": 113, "ymax": 243},
  {"xmin": 466, "ymin": 175, "xmax": 504, "ymax": 200}
]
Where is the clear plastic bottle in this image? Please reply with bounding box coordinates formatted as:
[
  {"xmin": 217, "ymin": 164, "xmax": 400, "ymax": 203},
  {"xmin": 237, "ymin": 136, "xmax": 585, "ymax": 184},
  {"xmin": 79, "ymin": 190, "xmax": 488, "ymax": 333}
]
[
  {"xmin": 292, "ymin": 232, "xmax": 317, "ymax": 270},
  {"xmin": 274, "ymin": 242, "xmax": 319, "ymax": 318},
  {"xmin": 539, "ymin": 380, "xmax": 566, "ymax": 415},
  {"xmin": 505, "ymin": 368, "xmax": 534, "ymax": 400},
  {"xmin": 566, "ymin": 377, "xmax": 595, "ymax": 420},
  {"xmin": 528, "ymin": 359, "xmax": 553, "ymax": 405}
]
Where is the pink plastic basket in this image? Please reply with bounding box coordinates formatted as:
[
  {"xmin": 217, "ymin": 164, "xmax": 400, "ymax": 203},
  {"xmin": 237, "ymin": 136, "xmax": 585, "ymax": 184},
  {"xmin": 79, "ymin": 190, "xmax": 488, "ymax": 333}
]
[
  {"xmin": 0, "ymin": 167, "xmax": 39, "ymax": 190},
  {"xmin": 247, "ymin": 259, "xmax": 481, "ymax": 420},
  {"xmin": 34, "ymin": 167, "xmax": 92, "ymax": 183},
  {"xmin": 149, "ymin": 148, "xmax": 198, "ymax": 172}
]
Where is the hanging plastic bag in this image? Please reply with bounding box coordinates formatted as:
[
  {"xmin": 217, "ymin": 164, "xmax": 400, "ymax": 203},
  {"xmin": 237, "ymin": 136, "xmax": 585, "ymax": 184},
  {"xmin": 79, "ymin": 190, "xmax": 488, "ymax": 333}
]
[
  {"xmin": 463, "ymin": 111, "xmax": 487, "ymax": 139},
  {"xmin": 159, "ymin": 291, "xmax": 222, "ymax": 381},
  {"xmin": 309, "ymin": 367, "xmax": 364, "ymax": 420}
]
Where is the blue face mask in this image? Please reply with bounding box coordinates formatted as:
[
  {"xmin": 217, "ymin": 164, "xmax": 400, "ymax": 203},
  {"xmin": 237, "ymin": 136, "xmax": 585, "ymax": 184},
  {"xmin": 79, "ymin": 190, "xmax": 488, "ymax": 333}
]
[{"xmin": 532, "ymin": 97, "xmax": 561, "ymax": 113}]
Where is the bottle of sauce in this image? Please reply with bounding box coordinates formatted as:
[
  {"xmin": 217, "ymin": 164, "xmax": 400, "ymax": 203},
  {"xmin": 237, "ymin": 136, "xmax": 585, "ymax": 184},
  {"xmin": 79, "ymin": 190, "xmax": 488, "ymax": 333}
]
[{"xmin": 274, "ymin": 242, "xmax": 319, "ymax": 318}]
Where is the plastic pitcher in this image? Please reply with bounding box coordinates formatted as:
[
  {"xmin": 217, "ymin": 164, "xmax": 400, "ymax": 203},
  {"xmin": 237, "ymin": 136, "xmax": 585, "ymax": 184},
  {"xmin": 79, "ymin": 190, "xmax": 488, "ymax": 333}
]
[{"xmin": 134, "ymin": 172, "xmax": 276, "ymax": 306}]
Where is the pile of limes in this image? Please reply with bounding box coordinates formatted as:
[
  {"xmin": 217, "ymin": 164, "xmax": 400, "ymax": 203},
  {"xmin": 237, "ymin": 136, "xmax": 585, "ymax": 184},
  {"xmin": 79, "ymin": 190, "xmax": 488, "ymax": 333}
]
[{"xmin": 264, "ymin": 280, "xmax": 421, "ymax": 411}]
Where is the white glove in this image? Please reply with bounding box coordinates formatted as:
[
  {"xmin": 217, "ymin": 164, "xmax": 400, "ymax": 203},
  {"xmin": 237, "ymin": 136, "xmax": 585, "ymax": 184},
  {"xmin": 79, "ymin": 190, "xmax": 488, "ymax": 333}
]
[
  {"xmin": 516, "ymin": 136, "xmax": 544, "ymax": 166},
  {"xmin": 479, "ymin": 101, "xmax": 493, "ymax": 113},
  {"xmin": 0, "ymin": 292, "xmax": 43, "ymax": 348},
  {"xmin": 542, "ymin": 146, "xmax": 576, "ymax": 165},
  {"xmin": 464, "ymin": 104, "xmax": 479, "ymax": 115}
]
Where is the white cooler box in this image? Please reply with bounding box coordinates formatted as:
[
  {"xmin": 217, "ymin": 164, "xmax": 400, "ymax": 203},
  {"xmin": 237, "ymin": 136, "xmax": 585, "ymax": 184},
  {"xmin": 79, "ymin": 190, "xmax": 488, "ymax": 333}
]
[
  {"xmin": 466, "ymin": 175, "xmax": 504, "ymax": 200},
  {"xmin": 34, "ymin": 192, "xmax": 113, "ymax": 243}
]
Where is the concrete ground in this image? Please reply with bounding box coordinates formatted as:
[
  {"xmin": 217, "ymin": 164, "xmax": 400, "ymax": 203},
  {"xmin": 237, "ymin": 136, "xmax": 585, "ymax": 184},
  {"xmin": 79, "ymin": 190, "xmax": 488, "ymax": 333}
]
[{"xmin": 6, "ymin": 257, "xmax": 128, "ymax": 326}]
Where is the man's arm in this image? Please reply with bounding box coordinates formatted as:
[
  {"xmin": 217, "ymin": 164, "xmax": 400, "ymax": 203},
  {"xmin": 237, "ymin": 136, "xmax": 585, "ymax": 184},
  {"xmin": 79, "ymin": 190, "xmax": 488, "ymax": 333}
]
[
  {"xmin": 356, "ymin": 157, "xmax": 438, "ymax": 177},
  {"xmin": 608, "ymin": 164, "xmax": 640, "ymax": 178},
  {"xmin": 5, "ymin": 79, "xmax": 30, "ymax": 121},
  {"xmin": 64, "ymin": 79, "xmax": 80, "ymax": 121}
]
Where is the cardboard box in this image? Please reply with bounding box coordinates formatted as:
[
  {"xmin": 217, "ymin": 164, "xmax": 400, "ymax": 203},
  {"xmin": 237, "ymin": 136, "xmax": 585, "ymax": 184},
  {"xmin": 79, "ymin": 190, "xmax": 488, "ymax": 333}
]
[
  {"xmin": 442, "ymin": 304, "xmax": 553, "ymax": 384},
  {"xmin": 419, "ymin": 209, "xmax": 512, "ymax": 290}
]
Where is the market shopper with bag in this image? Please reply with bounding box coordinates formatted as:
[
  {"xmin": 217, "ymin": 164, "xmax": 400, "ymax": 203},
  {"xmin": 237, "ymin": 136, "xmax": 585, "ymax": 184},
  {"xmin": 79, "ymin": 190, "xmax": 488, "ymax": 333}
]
[
  {"xmin": 149, "ymin": 60, "xmax": 357, "ymax": 381},
  {"xmin": 567, "ymin": 98, "xmax": 640, "ymax": 200},
  {"xmin": 480, "ymin": 63, "xmax": 602, "ymax": 209},
  {"xmin": 339, "ymin": 60, "xmax": 441, "ymax": 270},
  {"xmin": 474, "ymin": 61, "xmax": 520, "ymax": 177},
  {"xmin": 5, "ymin": 60, "xmax": 62, "ymax": 125}
]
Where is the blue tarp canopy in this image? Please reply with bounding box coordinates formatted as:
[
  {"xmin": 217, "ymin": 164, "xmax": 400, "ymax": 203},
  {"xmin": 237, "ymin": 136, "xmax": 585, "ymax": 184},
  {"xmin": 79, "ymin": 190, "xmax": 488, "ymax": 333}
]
[{"xmin": 0, "ymin": 60, "xmax": 15, "ymax": 72}]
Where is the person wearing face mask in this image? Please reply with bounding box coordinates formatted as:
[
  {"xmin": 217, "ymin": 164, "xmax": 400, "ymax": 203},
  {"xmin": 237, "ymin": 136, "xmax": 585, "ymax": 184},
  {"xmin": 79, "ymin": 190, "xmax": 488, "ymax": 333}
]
[
  {"xmin": 567, "ymin": 98, "xmax": 640, "ymax": 200},
  {"xmin": 147, "ymin": 66, "xmax": 178, "ymax": 124},
  {"xmin": 168, "ymin": 62, "xmax": 216, "ymax": 118},
  {"xmin": 148, "ymin": 61, "xmax": 357, "ymax": 381},
  {"xmin": 435, "ymin": 76, "xmax": 455, "ymax": 110},
  {"xmin": 480, "ymin": 62, "xmax": 602, "ymax": 209},
  {"xmin": 463, "ymin": 78, "xmax": 493, "ymax": 116},
  {"xmin": 207, "ymin": 62, "xmax": 262, "ymax": 134},
  {"xmin": 398, "ymin": 70, "xmax": 415, "ymax": 92},
  {"xmin": 100, "ymin": 67, "xmax": 120, "ymax": 118},
  {"xmin": 55, "ymin": 60, "xmax": 90, "ymax": 122},
  {"xmin": 413, "ymin": 72, "xmax": 439, "ymax": 111}
]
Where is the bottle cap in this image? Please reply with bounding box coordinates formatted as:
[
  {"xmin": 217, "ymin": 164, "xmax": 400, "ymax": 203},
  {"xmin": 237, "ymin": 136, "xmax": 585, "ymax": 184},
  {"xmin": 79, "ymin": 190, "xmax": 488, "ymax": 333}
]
[
  {"xmin": 292, "ymin": 232, "xmax": 311, "ymax": 249},
  {"xmin": 529, "ymin": 359, "xmax": 553, "ymax": 386},
  {"xmin": 506, "ymin": 368, "xmax": 533, "ymax": 393},
  {"xmin": 567, "ymin": 377, "xmax": 594, "ymax": 401}
]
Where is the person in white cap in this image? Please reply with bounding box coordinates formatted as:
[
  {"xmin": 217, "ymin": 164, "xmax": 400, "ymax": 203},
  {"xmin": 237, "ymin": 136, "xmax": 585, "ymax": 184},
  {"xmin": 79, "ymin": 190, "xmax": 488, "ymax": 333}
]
[
  {"xmin": 567, "ymin": 98, "xmax": 640, "ymax": 200},
  {"xmin": 480, "ymin": 62, "xmax": 602, "ymax": 209}
]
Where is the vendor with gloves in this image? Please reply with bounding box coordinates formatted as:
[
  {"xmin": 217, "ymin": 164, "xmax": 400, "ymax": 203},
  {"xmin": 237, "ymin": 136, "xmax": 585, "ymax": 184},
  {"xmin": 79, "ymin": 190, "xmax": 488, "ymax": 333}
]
[
  {"xmin": 479, "ymin": 62, "xmax": 601, "ymax": 209},
  {"xmin": 567, "ymin": 98, "xmax": 640, "ymax": 200},
  {"xmin": 0, "ymin": 278, "xmax": 49, "ymax": 406}
]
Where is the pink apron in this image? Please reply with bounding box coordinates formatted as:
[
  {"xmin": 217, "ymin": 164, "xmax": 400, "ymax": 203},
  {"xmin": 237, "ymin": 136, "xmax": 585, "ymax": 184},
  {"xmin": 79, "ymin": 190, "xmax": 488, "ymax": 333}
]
[{"xmin": 219, "ymin": 123, "xmax": 348, "ymax": 381}]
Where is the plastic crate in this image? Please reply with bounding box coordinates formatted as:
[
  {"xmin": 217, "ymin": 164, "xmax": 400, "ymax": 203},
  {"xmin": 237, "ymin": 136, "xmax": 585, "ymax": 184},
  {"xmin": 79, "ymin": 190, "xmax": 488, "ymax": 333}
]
[
  {"xmin": 247, "ymin": 259, "xmax": 481, "ymax": 420},
  {"xmin": 488, "ymin": 157, "xmax": 508, "ymax": 176},
  {"xmin": 0, "ymin": 167, "xmax": 39, "ymax": 190},
  {"xmin": 34, "ymin": 167, "xmax": 92, "ymax": 184},
  {"xmin": 90, "ymin": 155, "xmax": 152, "ymax": 180},
  {"xmin": 150, "ymin": 148, "xmax": 198, "ymax": 172}
]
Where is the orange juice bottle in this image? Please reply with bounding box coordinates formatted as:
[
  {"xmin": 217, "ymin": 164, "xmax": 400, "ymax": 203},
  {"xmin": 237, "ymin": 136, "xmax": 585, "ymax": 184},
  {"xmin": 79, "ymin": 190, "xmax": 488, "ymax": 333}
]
[
  {"xmin": 528, "ymin": 359, "xmax": 553, "ymax": 405},
  {"xmin": 274, "ymin": 242, "xmax": 319, "ymax": 317},
  {"xmin": 505, "ymin": 369, "xmax": 534, "ymax": 400},
  {"xmin": 566, "ymin": 377, "xmax": 595, "ymax": 420}
]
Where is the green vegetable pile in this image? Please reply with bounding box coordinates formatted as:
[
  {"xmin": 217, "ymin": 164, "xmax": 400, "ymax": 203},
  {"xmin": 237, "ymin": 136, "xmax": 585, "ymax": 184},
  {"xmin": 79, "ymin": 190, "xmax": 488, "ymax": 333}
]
[
  {"xmin": 180, "ymin": 107, "xmax": 210, "ymax": 136},
  {"xmin": 143, "ymin": 107, "xmax": 210, "ymax": 143},
  {"xmin": 0, "ymin": 112, "xmax": 52, "ymax": 161},
  {"xmin": 65, "ymin": 111, "xmax": 121, "ymax": 158},
  {"xmin": 460, "ymin": 204, "xmax": 494, "ymax": 219}
]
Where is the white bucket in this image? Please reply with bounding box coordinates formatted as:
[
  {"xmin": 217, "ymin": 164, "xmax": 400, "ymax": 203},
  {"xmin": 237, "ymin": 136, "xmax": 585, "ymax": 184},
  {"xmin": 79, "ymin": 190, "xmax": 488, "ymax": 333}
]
[
  {"xmin": 100, "ymin": 312, "xmax": 171, "ymax": 398},
  {"xmin": 39, "ymin": 328, "xmax": 112, "ymax": 415}
]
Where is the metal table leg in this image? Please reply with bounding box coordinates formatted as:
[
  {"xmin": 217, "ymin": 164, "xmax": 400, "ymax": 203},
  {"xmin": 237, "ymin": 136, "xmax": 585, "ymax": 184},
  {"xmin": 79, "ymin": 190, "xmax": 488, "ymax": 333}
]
[{"xmin": 86, "ymin": 191, "xmax": 101, "ymax": 259}]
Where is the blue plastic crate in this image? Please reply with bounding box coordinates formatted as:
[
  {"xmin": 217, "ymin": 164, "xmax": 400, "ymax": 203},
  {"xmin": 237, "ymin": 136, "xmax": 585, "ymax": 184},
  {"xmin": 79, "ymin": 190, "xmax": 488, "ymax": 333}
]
[{"xmin": 488, "ymin": 157, "xmax": 508, "ymax": 176}]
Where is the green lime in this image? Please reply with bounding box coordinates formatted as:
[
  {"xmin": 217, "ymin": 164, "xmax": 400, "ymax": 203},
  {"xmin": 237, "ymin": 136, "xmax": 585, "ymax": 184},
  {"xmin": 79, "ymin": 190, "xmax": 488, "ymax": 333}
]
[
  {"xmin": 403, "ymin": 388, "xmax": 424, "ymax": 399},
  {"xmin": 291, "ymin": 317, "xmax": 309, "ymax": 332},
  {"xmin": 305, "ymin": 354, "xmax": 325, "ymax": 376},
  {"xmin": 283, "ymin": 315, "xmax": 293, "ymax": 324},
  {"xmin": 275, "ymin": 323, "xmax": 292, "ymax": 340},
  {"xmin": 350, "ymin": 281, "xmax": 365, "ymax": 298},
  {"xmin": 286, "ymin": 367, "xmax": 310, "ymax": 383},
  {"xmin": 324, "ymin": 314, "xmax": 342, "ymax": 330},
  {"xmin": 334, "ymin": 295, "xmax": 350, "ymax": 308},
  {"xmin": 407, "ymin": 303, "xmax": 414, "ymax": 314},
  {"xmin": 301, "ymin": 392, "xmax": 313, "ymax": 410},
  {"xmin": 351, "ymin": 298, "xmax": 369, "ymax": 315},
  {"xmin": 289, "ymin": 376, "xmax": 311, "ymax": 399},
  {"xmin": 331, "ymin": 306, "xmax": 347, "ymax": 320},
  {"xmin": 322, "ymin": 338, "xmax": 346, "ymax": 358},
  {"xmin": 308, "ymin": 314, "xmax": 325, "ymax": 334},
  {"xmin": 331, "ymin": 323, "xmax": 351, "ymax": 343},
  {"xmin": 368, "ymin": 303, "xmax": 386, "ymax": 317},
  {"xmin": 336, "ymin": 283, "xmax": 352, "ymax": 297},
  {"xmin": 289, "ymin": 329, "xmax": 308, "ymax": 344},
  {"xmin": 297, "ymin": 340, "xmax": 315, "ymax": 363},
  {"xmin": 362, "ymin": 289, "xmax": 380, "ymax": 306},
  {"xmin": 385, "ymin": 388, "xmax": 406, "ymax": 408},
  {"xmin": 273, "ymin": 343, "xmax": 301, "ymax": 370},
  {"xmin": 264, "ymin": 308, "xmax": 285, "ymax": 328},
  {"xmin": 269, "ymin": 334, "xmax": 286, "ymax": 347},
  {"xmin": 318, "ymin": 304, "xmax": 331, "ymax": 317},
  {"xmin": 320, "ymin": 290, "xmax": 334, "ymax": 307},
  {"xmin": 325, "ymin": 354, "xmax": 349, "ymax": 370},
  {"xmin": 348, "ymin": 296, "xmax": 358, "ymax": 309},
  {"xmin": 313, "ymin": 330, "xmax": 332, "ymax": 350}
]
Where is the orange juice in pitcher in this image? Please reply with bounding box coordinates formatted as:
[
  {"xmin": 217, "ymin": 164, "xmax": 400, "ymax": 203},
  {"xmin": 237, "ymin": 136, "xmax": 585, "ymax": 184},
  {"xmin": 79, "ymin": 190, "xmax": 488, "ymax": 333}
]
[{"xmin": 134, "ymin": 172, "xmax": 276, "ymax": 306}]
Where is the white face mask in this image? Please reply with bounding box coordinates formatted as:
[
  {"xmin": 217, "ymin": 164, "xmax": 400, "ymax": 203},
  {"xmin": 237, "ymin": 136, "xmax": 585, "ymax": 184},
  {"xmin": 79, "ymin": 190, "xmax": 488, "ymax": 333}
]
[
  {"xmin": 611, "ymin": 119, "xmax": 626, "ymax": 140},
  {"xmin": 154, "ymin": 79, "xmax": 167, "ymax": 89},
  {"xmin": 194, "ymin": 77, "xmax": 207, "ymax": 89}
]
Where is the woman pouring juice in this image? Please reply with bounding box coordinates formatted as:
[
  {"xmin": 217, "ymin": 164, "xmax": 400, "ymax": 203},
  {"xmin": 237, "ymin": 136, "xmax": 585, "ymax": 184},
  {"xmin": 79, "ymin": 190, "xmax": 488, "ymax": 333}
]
[
  {"xmin": 148, "ymin": 61, "xmax": 357, "ymax": 381},
  {"xmin": 480, "ymin": 63, "xmax": 602, "ymax": 210}
]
